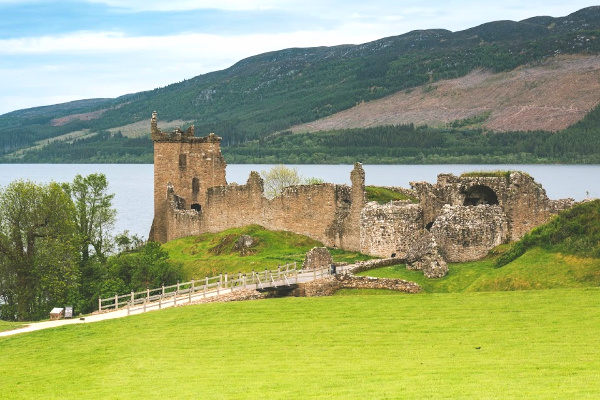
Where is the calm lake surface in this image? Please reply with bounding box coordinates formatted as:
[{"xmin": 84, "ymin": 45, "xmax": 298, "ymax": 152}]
[{"xmin": 1, "ymin": 164, "xmax": 598, "ymax": 239}]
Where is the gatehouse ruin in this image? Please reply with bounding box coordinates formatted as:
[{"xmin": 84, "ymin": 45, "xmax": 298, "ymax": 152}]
[{"xmin": 148, "ymin": 112, "xmax": 575, "ymax": 276}]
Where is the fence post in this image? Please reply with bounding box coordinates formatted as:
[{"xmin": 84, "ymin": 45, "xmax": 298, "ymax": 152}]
[
  {"xmin": 131, "ymin": 291, "xmax": 134, "ymax": 306},
  {"xmin": 114, "ymin": 293, "xmax": 118, "ymax": 310},
  {"xmin": 162, "ymin": 285, "xmax": 165, "ymax": 298},
  {"xmin": 204, "ymin": 277, "xmax": 208, "ymax": 298},
  {"xmin": 98, "ymin": 297, "xmax": 102, "ymax": 312},
  {"xmin": 278, "ymin": 266, "xmax": 281, "ymax": 281},
  {"xmin": 159, "ymin": 295, "xmax": 162, "ymax": 310},
  {"xmin": 313, "ymin": 268, "xmax": 316, "ymax": 280},
  {"xmin": 243, "ymin": 274, "xmax": 246, "ymax": 289},
  {"xmin": 143, "ymin": 297, "xmax": 147, "ymax": 313},
  {"xmin": 127, "ymin": 301, "xmax": 130, "ymax": 316},
  {"xmin": 189, "ymin": 279, "xmax": 194, "ymax": 303},
  {"xmin": 147, "ymin": 287, "xmax": 150, "ymax": 302}
]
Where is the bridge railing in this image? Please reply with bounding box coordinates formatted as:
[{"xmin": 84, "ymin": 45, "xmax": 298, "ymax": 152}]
[{"xmin": 98, "ymin": 262, "xmax": 331, "ymax": 313}]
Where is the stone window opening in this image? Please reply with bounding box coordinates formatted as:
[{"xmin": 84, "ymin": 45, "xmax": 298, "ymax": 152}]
[
  {"xmin": 463, "ymin": 185, "xmax": 499, "ymax": 206},
  {"xmin": 192, "ymin": 177, "xmax": 200, "ymax": 194},
  {"xmin": 179, "ymin": 154, "xmax": 187, "ymax": 169},
  {"xmin": 425, "ymin": 221, "xmax": 434, "ymax": 231},
  {"xmin": 191, "ymin": 203, "xmax": 202, "ymax": 212}
]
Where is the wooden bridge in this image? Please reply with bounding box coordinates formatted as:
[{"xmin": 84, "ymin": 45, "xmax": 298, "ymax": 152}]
[{"xmin": 98, "ymin": 263, "xmax": 335, "ymax": 316}]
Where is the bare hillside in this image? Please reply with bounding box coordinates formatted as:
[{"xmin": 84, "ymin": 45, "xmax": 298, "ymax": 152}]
[{"xmin": 291, "ymin": 55, "xmax": 600, "ymax": 133}]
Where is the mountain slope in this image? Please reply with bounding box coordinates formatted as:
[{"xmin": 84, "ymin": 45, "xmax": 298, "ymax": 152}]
[
  {"xmin": 2, "ymin": 6, "xmax": 600, "ymax": 162},
  {"xmin": 290, "ymin": 55, "xmax": 600, "ymax": 133}
]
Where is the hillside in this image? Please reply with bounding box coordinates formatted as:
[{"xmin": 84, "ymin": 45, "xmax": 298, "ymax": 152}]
[
  {"xmin": 2, "ymin": 6, "xmax": 600, "ymax": 163},
  {"xmin": 290, "ymin": 55, "xmax": 600, "ymax": 133}
]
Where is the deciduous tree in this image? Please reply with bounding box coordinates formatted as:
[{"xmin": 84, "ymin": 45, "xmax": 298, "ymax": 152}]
[
  {"xmin": 261, "ymin": 165, "xmax": 303, "ymax": 199},
  {"xmin": 66, "ymin": 173, "xmax": 116, "ymax": 262},
  {"xmin": 0, "ymin": 180, "xmax": 78, "ymax": 321}
]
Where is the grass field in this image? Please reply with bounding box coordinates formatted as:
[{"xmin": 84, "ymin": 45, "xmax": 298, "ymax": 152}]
[{"xmin": 1, "ymin": 289, "xmax": 599, "ymax": 399}]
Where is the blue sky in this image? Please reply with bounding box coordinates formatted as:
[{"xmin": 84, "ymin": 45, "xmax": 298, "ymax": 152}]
[{"xmin": 0, "ymin": 0, "xmax": 598, "ymax": 115}]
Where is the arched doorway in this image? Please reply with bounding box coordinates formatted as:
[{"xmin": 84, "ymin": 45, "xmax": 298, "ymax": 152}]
[{"xmin": 463, "ymin": 185, "xmax": 498, "ymax": 206}]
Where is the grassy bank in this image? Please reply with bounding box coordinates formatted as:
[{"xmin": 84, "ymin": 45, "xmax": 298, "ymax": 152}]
[
  {"xmin": 0, "ymin": 320, "xmax": 22, "ymax": 333},
  {"xmin": 354, "ymin": 247, "xmax": 600, "ymax": 293},
  {"xmin": 161, "ymin": 225, "xmax": 372, "ymax": 278},
  {"xmin": 1, "ymin": 289, "xmax": 599, "ymax": 399}
]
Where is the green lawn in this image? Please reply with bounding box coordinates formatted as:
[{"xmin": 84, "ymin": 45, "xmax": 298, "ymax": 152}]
[
  {"xmin": 356, "ymin": 247, "xmax": 600, "ymax": 293},
  {"xmin": 0, "ymin": 320, "xmax": 22, "ymax": 333},
  {"xmin": 1, "ymin": 289, "xmax": 600, "ymax": 399},
  {"xmin": 162, "ymin": 225, "xmax": 372, "ymax": 278}
]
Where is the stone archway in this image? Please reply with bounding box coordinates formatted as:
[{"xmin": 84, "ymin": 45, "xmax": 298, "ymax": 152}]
[{"xmin": 463, "ymin": 185, "xmax": 498, "ymax": 206}]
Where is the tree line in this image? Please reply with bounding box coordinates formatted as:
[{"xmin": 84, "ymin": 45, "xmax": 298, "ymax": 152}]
[{"xmin": 0, "ymin": 174, "xmax": 182, "ymax": 321}]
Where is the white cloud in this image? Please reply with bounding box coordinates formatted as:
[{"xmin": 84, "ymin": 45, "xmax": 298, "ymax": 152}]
[{"xmin": 84, "ymin": 0, "xmax": 288, "ymax": 11}]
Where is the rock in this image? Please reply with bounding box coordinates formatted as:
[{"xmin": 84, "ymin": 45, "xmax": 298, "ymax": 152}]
[
  {"xmin": 405, "ymin": 230, "xmax": 448, "ymax": 278},
  {"xmin": 302, "ymin": 247, "xmax": 333, "ymax": 270}
]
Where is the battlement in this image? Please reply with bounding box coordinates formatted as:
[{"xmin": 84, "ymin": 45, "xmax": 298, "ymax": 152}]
[{"xmin": 150, "ymin": 111, "xmax": 221, "ymax": 143}]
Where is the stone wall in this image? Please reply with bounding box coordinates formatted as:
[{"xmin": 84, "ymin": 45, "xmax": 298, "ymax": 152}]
[
  {"xmin": 360, "ymin": 202, "xmax": 422, "ymax": 258},
  {"xmin": 431, "ymin": 204, "xmax": 509, "ymax": 262},
  {"xmin": 412, "ymin": 172, "xmax": 571, "ymax": 242},
  {"xmin": 300, "ymin": 275, "xmax": 421, "ymax": 297},
  {"xmin": 150, "ymin": 111, "xmax": 227, "ymax": 242},
  {"xmin": 302, "ymin": 247, "xmax": 333, "ymax": 270},
  {"xmin": 345, "ymin": 257, "xmax": 406, "ymax": 274},
  {"xmin": 151, "ymin": 115, "xmax": 365, "ymax": 248}
]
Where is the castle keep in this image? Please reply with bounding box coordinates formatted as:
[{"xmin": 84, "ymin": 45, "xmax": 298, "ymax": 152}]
[{"xmin": 149, "ymin": 113, "xmax": 574, "ymax": 275}]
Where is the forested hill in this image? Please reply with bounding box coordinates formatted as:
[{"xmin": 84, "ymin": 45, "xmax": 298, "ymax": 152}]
[{"xmin": 2, "ymin": 6, "xmax": 600, "ymax": 163}]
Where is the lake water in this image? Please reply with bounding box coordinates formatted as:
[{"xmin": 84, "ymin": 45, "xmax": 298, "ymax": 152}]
[{"xmin": 1, "ymin": 164, "xmax": 598, "ymax": 239}]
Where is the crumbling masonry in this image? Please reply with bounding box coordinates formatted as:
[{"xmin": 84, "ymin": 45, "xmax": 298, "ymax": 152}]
[{"xmin": 149, "ymin": 113, "xmax": 574, "ymax": 275}]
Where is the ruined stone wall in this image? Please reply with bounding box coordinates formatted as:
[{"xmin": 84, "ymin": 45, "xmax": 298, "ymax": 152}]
[
  {"xmin": 360, "ymin": 202, "xmax": 422, "ymax": 258},
  {"xmin": 302, "ymin": 247, "xmax": 333, "ymax": 270},
  {"xmin": 412, "ymin": 172, "xmax": 561, "ymax": 242},
  {"xmin": 201, "ymin": 173, "xmax": 359, "ymax": 249},
  {"xmin": 153, "ymin": 145, "xmax": 365, "ymax": 248},
  {"xmin": 431, "ymin": 204, "xmax": 509, "ymax": 262},
  {"xmin": 150, "ymin": 111, "xmax": 227, "ymax": 242},
  {"xmin": 300, "ymin": 275, "xmax": 421, "ymax": 297}
]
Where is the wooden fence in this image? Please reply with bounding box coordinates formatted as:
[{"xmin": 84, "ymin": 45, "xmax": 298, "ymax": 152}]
[{"xmin": 98, "ymin": 262, "xmax": 332, "ymax": 315}]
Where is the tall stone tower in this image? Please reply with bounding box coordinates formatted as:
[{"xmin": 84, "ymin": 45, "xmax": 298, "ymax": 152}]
[{"xmin": 149, "ymin": 111, "xmax": 227, "ymax": 242}]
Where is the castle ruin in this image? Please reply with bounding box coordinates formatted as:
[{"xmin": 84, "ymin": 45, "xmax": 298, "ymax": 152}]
[{"xmin": 149, "ymin": 112, "xmax": 574, "ymax": 275}]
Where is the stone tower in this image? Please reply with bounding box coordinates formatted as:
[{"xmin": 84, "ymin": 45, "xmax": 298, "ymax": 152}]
[{"xmin": 149, "ymin": 111, "xmax": 227, "ymax": 242}]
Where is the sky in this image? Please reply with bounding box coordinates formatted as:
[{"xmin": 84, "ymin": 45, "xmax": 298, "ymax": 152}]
[{"xmin": 1, "ymin": 0, "xmax": 598, "ymax": 116}]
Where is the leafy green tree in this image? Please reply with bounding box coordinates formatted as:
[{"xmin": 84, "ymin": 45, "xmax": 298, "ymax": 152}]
[
  {"xmin": 261, "ymin": 165, "xmax": 303, "ymax": 199},
  {"xmin": 65, "ymin": 173, "xmax": 116, "ymax": 262},
  {"xmin": 0, "ymin": 180, "xmax": 79, "ymax": 321}
]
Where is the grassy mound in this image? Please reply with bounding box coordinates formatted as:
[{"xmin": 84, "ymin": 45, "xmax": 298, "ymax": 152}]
[
  {"xmin": 2, "ymin": 290, "xmax": 600, "ymax": 398},
  {"xmin": 161, "ymin": 225, "xmax": 372, "ymax": 278},
  {"xmin": 365, "ymin": 186, "xmax": 417, "ymax": 203},
  {"xmin": 460, "ymin": 170, "xmax": 514, "ymax": 178},
  {"xmin": 497, "ymin": 199, "xmax": 600, "ymax": 267},
  {"xmin": 355, "ymin": 247, "xmax": 600, "ymax": 293}
]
